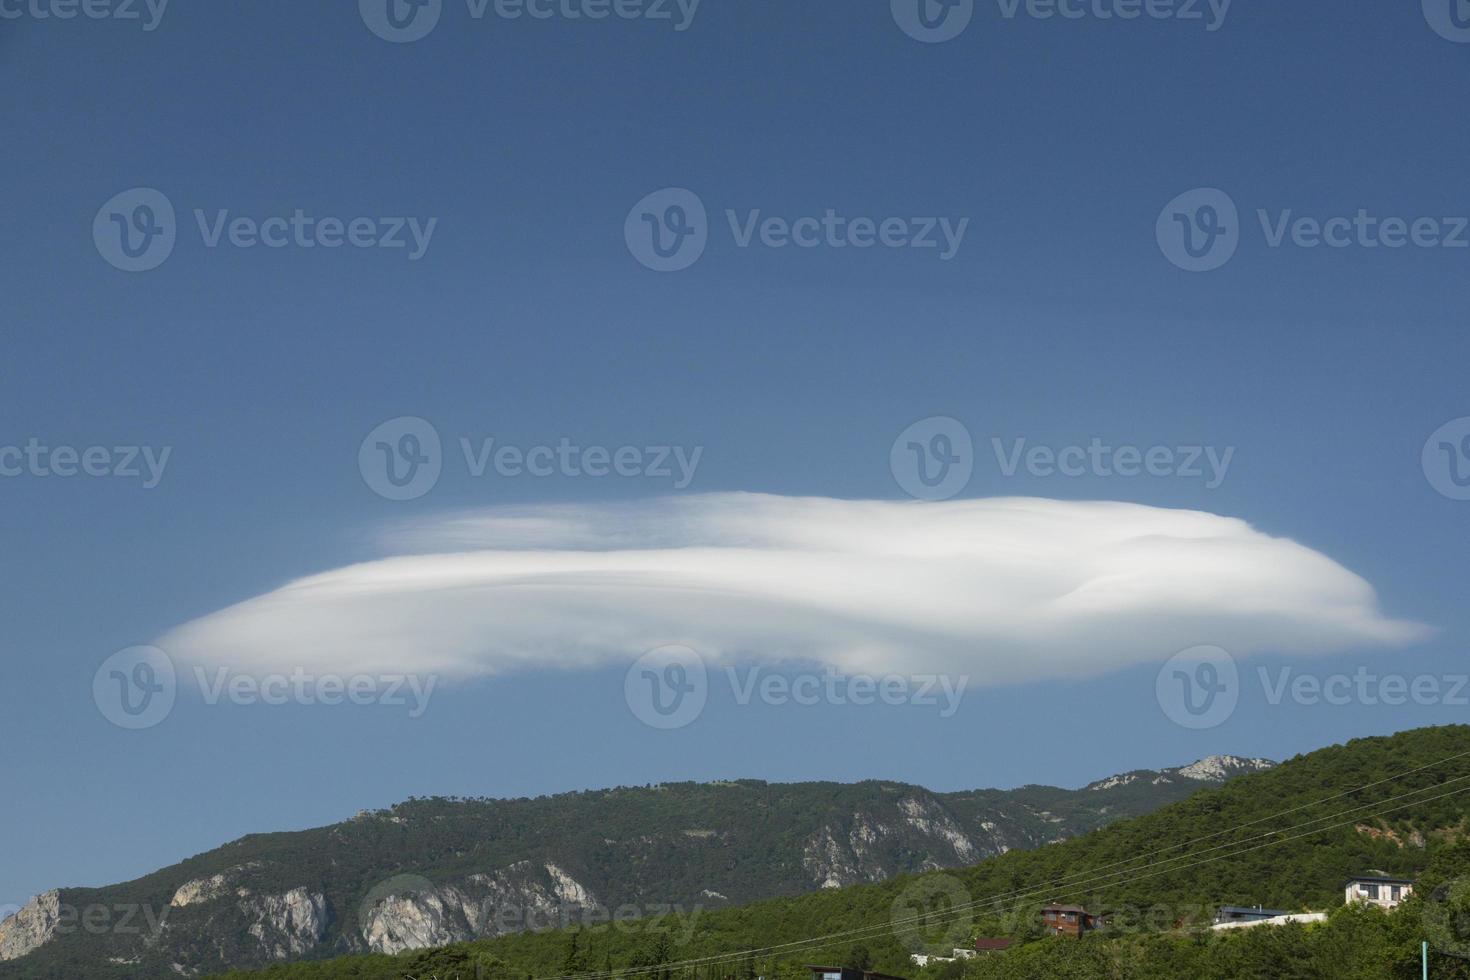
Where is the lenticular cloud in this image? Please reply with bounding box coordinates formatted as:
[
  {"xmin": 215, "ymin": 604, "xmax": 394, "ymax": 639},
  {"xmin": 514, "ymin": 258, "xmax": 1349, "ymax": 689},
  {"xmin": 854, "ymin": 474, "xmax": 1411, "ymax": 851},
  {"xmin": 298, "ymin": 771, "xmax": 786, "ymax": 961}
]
[{"xmin": 159, "ymin": 494, "xmax": 1428, "ymax": 684}]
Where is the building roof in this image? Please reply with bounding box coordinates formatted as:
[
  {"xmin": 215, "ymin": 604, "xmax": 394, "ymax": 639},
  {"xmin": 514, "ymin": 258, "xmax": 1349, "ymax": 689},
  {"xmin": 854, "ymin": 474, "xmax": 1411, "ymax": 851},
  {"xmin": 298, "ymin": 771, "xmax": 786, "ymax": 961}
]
[
  {"xmin": 1042, "ymin": 904, "xmax": 1090, "ymax": 914},
  {"xmin": 1344, "ymin": 875, "xmax": 1416, "ymax": 885},
  {"xmin": 805, "ymin": 968, "xmax": 908, "ymax": 980},
  {"xmin": 974, "ymin": 938, "xmax": 1013, "ymax": 951},
  {"xmin": 1217, "ymin": 906, "xmax": 1290, "ymax": 918}
]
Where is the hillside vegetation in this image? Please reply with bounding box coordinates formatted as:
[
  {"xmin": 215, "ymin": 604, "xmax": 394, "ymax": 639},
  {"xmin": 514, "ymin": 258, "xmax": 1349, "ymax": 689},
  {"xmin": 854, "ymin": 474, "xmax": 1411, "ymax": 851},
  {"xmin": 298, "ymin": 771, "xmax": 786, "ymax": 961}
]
[
  {"xmin": 0, "ymin": 758, "xmax": 1257, "ymax": 978},
  {"xmin": 199, "ymin": 726, "xmax": 1470, "ymax": 980}
]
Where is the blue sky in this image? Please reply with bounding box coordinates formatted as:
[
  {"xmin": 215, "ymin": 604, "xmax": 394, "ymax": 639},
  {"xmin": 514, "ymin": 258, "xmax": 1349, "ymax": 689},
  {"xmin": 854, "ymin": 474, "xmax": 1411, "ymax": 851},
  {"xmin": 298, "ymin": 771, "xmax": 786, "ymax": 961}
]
[{"xmin": 4, "ymin": 0, "xmax": 1470, "ymax": 917}]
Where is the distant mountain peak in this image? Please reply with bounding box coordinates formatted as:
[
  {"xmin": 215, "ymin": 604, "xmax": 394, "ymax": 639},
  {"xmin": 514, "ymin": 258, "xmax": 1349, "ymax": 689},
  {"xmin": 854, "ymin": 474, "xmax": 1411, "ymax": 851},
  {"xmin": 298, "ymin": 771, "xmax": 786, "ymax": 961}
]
[
  {"xmin": 1085, "ymin": 755, "xmax": 1276, "ymax": 791},
  {"xmin": 1175, "ymin": 755, "xmax": 1277, "ymax": 781}
]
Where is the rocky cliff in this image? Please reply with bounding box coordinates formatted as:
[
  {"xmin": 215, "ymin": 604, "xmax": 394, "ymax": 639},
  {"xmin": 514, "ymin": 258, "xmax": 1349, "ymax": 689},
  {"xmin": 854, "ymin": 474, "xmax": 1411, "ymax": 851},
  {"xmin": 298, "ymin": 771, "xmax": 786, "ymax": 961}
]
[{"xmin": 0, "ymin": 891, "xmax": 62, "ymax": 962}]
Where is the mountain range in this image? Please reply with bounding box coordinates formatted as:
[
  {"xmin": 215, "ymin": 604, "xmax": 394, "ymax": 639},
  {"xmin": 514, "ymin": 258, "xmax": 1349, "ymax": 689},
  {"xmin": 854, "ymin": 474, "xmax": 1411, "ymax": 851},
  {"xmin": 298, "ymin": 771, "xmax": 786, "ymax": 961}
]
[
  {"xmin": 0, "ymin": 755, "xmax": 1273, "ymax": 978},
  {"xmin": 194, "ymin": 725, "xmax": 1470, "ymax": 980}
]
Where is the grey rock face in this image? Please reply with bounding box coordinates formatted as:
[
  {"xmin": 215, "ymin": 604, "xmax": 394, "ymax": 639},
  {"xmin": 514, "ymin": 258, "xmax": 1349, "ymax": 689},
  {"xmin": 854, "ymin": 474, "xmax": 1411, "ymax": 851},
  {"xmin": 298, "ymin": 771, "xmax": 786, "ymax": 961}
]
[
  {"xmin": 242, "ymin": 888, "xmax": 329, "ymax": 960},
  {"xmin": 0, "ymin": 890, "xmax": 62, "ymax": 961},
  {"xmin": 359, "ymin": 861, "xmax": 600, "ymax": 954}
]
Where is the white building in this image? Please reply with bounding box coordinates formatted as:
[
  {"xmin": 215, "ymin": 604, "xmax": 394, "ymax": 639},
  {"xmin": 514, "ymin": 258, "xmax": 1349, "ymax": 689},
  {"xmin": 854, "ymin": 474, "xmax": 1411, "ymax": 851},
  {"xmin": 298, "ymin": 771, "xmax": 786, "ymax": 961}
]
[
  {"xmin": 1211, "ymin": 912, "xmax": 1328, "ymax": 931},
  {"xmin": 909, "ymin": 954, "xmax": 953, "ymax": 968},
  {"xmin": 1344, "ymin": 876, "xmax": 1415, "ymax": 910},
  {"xmin": 909, "ymin": 947, "xmax": 985, "ymax": 966}
]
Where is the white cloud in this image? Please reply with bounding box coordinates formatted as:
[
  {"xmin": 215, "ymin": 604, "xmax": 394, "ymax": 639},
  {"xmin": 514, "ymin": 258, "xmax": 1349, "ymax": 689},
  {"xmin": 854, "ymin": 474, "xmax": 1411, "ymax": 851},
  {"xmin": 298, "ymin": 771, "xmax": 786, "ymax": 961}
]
[{"xmin": 158, "ymin": 494, "xmax": 1429, "ymax": 684}]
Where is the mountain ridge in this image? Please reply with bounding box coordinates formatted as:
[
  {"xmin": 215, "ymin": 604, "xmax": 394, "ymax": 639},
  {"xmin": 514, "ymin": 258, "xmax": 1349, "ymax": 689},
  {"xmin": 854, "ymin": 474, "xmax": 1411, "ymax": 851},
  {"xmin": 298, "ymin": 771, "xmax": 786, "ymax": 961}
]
[
  {"xmin": 193, "ymin": 725, "xmax": 1470, "ymax": 980},
  {"xmin": 0, "ymin": 755, "xmax": 1272, "ymax": 977}
]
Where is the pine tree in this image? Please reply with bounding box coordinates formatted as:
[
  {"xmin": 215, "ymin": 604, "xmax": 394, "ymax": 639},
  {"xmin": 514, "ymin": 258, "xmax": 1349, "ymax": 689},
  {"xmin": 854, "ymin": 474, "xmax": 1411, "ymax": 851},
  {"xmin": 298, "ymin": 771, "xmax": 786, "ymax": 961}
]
[{"xmin": 562, "ymin": 930, "xmax": 587, "ymax": 976}]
